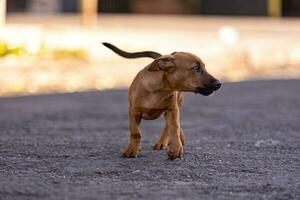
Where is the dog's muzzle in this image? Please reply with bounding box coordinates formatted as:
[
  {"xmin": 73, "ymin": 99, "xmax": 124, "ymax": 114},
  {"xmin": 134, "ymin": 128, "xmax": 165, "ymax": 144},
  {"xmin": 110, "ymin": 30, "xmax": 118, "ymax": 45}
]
[
  {"xmin": 195, "ymin": 80, "xmax": 221, "ymax": 96},
  {"xmin": 194, "ymin": 87, "xmax": 214, "ymax": 96}
]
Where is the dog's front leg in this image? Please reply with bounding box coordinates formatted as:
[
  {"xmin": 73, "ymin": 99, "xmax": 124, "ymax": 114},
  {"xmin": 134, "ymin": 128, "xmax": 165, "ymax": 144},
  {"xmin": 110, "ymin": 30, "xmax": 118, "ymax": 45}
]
[
  {"xmin": 166, "ymin": 106, "xmax": 183, "ymax": 160},
  {"xmin": 122, "ymin": 108, "xmax": 142, "ymax": 158}
]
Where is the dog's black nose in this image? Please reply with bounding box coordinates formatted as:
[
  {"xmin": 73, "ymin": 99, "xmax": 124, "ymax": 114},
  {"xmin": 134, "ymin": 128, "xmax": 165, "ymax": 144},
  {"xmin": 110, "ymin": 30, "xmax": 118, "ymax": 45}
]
[{"xmin": 212, "ymin": 80, "xmax": 221, "ymax": 90}]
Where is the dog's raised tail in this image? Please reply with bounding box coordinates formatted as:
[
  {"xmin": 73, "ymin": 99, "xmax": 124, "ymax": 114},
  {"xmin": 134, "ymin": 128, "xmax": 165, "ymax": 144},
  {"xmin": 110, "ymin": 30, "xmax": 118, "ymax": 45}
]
[{"xmin": 102, "ymin": 42, "xmax": 161, "ymax": 59}]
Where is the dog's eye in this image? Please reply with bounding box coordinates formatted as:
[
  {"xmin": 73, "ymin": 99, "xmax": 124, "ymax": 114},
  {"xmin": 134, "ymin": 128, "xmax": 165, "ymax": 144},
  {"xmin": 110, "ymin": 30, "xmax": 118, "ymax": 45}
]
[{"xmin": 193, "ymin": 65, "xmax": 202, "ymax": 73}]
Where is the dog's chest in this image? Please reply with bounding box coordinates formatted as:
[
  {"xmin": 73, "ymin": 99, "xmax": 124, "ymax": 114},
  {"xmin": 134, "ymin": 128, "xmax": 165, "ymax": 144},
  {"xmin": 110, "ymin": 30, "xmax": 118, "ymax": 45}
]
[
  {"xmin": 137, "ymin": 98, "xmax": 167, "ymax": 120},
  {"xmin": 138, "ymin": 92, "xmax": 175, "ymax": 109},
  {"xmin": 140, "ymin": 108, "xmax": 164, "ymax": 120},
  {"xmin": 130, "ymin": 90, "xmax": 177, "ymax": 120},
  {"xmin": 137, "ymin": 94, "xmax": 175, "ymax": 120}
]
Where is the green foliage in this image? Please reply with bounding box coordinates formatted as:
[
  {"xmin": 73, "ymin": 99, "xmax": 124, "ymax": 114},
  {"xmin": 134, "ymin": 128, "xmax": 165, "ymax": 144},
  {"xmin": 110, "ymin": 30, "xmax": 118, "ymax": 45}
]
[
  {"xmin": 0, "ymin": 42, "xmax": 8, "ymax": 56},
  {"xmin": 0, "ymin": 41, "xmax": 87, "ymax": 59},
  {"xmin": 0, "ymin": 42, "xmax": 27, "ymax": 57}
]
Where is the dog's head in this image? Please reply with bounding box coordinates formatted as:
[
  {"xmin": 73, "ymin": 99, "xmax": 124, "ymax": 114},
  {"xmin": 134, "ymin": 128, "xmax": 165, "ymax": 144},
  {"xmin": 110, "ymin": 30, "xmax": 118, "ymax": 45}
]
[{"xmin": 147, "ymin": 52, "xmax": 221, "ymax": 95}]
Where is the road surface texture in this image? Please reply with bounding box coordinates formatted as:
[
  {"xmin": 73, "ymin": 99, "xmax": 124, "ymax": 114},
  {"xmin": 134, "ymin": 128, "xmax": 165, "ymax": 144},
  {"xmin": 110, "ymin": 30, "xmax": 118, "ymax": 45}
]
[{"xmin": 0, "ymin": 80, "xmax": 299, "ymax": 200}]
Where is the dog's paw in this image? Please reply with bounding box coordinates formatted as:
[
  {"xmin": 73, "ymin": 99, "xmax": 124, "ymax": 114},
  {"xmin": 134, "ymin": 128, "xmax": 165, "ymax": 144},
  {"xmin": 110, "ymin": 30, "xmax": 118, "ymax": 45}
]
[
  {"xmin": 153, "ymin": 140, "xmax": 168, "ymax": 150},
  {"xmin": 167, "ymin": 139, "xmax": 183, "ymax": 160},
  {"xmin": 121, "ymin": 145, "xmax": 141, "ymax": 158}
]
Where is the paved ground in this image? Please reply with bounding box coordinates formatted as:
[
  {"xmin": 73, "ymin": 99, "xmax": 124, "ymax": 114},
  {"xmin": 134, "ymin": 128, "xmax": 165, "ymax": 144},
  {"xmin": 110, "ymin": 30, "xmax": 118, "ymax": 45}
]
[{"xmin": 0, "ymin": 80, "xmax": 299, "ymax": 200}]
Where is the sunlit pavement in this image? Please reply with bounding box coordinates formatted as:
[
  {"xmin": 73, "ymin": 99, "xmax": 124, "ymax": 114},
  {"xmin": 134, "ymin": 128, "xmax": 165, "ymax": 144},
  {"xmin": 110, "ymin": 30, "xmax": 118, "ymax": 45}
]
[
  {"xmin": 1, "ymin": 14, "xmax": 300, "ymax": 96},
  {"xmin": 0, "ymin": 80, "xmax": 299, "ymax": 199}
]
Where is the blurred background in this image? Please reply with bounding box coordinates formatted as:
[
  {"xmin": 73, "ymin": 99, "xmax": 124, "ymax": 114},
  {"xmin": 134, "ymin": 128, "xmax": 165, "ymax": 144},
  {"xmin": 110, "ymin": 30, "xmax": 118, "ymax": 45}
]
[{"xmin": 1, "ymin": 0, "xmax": 300, "ymax": 96}]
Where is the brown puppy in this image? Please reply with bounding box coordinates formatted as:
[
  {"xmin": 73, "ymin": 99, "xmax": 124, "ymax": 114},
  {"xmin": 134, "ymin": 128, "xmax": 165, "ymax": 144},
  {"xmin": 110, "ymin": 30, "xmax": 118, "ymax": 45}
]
[{"xmin": 103, "ymin": 43, "xmax": 221, "ymax": 160}]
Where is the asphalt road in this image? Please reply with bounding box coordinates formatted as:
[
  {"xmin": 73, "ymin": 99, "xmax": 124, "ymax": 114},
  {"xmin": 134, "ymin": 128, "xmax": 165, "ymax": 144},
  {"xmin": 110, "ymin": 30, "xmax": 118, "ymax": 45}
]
[{"xmin": 0, "ymin": 80, "xmax": 299, "ymax": 200}]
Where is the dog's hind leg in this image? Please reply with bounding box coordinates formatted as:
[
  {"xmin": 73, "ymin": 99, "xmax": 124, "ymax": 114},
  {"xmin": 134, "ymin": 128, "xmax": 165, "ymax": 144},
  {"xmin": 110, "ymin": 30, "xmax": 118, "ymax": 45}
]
[
  {"xmin": 179, "ymin": 128, "xmax": 185, "ymax": 146},
  {"xmin": 122, "ymin": 109, "xmax": 142, "ymax": 158},
  {"xmin": 153, "ymin": 121, "xmax": 169, "ymax": 150},
  {"xmin": 153, "ymin": 109, "xmax": 185, "ymax": 150},
  {"xmin": 153, "ymin": 126, "xmax": 185, "ymax": 150},
  {"xmin": 177, "ymin": 92, "xmax": 185, "ymax": 145}
]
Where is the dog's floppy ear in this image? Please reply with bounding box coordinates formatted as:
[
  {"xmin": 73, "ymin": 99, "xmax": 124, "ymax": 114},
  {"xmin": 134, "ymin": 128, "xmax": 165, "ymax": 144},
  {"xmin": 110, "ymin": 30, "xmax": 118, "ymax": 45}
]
[{"xmin": 148, "ymin": 55, "xmax": 175, "ymax": 72}]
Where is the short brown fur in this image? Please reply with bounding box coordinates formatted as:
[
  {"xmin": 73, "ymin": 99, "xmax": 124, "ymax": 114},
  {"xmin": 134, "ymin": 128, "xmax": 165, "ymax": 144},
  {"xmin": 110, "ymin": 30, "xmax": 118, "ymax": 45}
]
[{"xmin": 103, "ymin": 43, "xmax": 221, "ymax": 160}]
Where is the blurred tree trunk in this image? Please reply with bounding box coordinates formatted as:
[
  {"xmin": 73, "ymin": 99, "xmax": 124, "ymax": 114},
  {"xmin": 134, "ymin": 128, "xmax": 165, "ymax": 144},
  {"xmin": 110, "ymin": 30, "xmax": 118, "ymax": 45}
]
[
  {"xmin": 81, "ymin": 0, "xmax": 98, "ymax": 26},
  {"xmin": 268, "ymin": 0, "xmax": 282, "ymax": 17},
  {"xmin": 0, "ymin": 0, "xmax": 6, "ymax": 26}
]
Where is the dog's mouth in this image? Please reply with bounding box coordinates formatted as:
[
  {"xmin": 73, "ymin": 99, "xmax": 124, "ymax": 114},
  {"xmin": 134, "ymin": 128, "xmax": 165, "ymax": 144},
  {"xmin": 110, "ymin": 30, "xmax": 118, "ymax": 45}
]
[{"xmin": 194, "ymin": 87, "xmax": 214, "ymax": 96}]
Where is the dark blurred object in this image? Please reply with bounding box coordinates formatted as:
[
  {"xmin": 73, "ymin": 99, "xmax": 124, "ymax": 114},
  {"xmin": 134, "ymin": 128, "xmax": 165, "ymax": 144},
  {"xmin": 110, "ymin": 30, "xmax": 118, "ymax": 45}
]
[
  {"xmin": 62, "ymin": 0, "xmax": 79, "ymax": 12},
  {"xmin": 130, "ymin": 0, "xmax": 187, "ymax": 14},
  {"xmin": 283, "ymin": 0, "xmax": 300, "ymax": 16},
  {"xmin": 98, "ymin": 0, "xmax": 130, "ymax": 13},
  {"xmin": 200, "ymin": 0, "xmax": 268, "ymax": 16},
  {"xmin": 5, "ymin": 0, "xmax": 300, "ymax": 17},
  {"xmin": 7, "ymin": 0, "xmax": 28, "ymax": 12}
]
